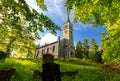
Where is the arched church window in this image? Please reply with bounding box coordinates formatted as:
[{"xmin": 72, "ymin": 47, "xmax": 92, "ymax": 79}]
[
  {"xmin": 64, "ymin": 25, "xmax": 68, "ymax": 29},
  {"xmin": 52, "ymin": 46, "xmax": 55, "ymax": 53},
  {"xmin": 65, "ymin": 31, "xmax": 67, "ymax": 33},
  {"xmin": 47, "ymin": 48, "xmax": 49, "ymax": 53},
  {"xmin": 70, "ymin": 51, "xmax": 73, "ymax": 57},
  {"xmin": 42, "ymin": 49, "xmax": 44, "ymax": 54},
  {"xmin": 36, "ymin": 50, "xmax": 39, "ymax": 57}
]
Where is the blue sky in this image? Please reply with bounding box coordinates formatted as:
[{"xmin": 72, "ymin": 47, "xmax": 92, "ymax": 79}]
[{"xmin": 26, "ymin": 0, "xmax": 105, "ymax": 47}]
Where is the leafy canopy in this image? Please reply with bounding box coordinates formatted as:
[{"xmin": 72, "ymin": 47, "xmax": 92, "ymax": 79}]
[
  {"xmin": 65, "ymin": 0, "xmax": 120, "ymax": 27},
  {"xmin": 65, "ymin": 0, "xmax": 120, "ymax": 63},
  {"xmin": 0, "ymin": 0, "xmax": 60, "ymax": 57}
]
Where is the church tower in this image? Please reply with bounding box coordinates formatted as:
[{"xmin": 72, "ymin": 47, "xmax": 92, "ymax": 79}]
[
  {"xmin": 63, "ymin": 15, "xmax": 73, "ymax": 45},
  {"xmin": 63, "ymin": 14, "xmax": 75, "ymax": 57}
]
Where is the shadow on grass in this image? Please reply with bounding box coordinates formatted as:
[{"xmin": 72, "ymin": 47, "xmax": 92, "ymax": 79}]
[
  {"xmin": 2, "ymin": 58, "xmax": 42, "ymax": 81},
  {"xmin": 58, "ymin": 61, "xmax": 120, "ymax": 81},
  {"xmin": 1, "ymin": 58, "xmax": 120, "ymax": 81}
]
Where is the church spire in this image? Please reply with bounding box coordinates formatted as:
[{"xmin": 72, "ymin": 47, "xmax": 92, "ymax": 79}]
[
  {"xmin": 66, "ymin": 10, "xmax": 70, "ymax": 22},
  {"xmin": 66, "ymin": 12, "xmax": 70, "ymax": 22}
]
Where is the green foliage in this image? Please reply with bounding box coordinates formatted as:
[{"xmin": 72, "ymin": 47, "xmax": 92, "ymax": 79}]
[
  {"xmin": 0, "ymin": 61, "xmax": 14, "ymax": 69},
  {"xmin": 75, "ymin": 38, "xmax": 99, "ymax": 60},
  {"xmin": 0, "ymin": 58, "xmax": 42, "ymax": 81},
  {"xmin": 111, "ymin": 59, "xmax": 120, "ymax": 65},
  {"xmin": 101, "ymin": 19, "xmax": 120, "ymax": 63},
  {"xmin": 89, "ymin": 50, "xmax": 96, "ymax": 61},
  {"xmin": 95, "ymin": 51, "xmax": 103, "ymax": 63},
  {"xmin": 65, "ymin": 0, "xmax": 120, "ymax": 64},
  {"xmin": 89, "ymin": 38, "xmax": 102, "ymax": 63},
  {"xmin": 36, "ymin": 0, "xmax": 47, "ymax": 11},
  {"xmin": 82, "ymin": 39, "xmax": 89, "ymax": 59},
  {"xmin": 57, "ymin": 58, "xmax": 97, "ymax": 66},
  {"xmin": 0, "ymin": 0, "xmax": 60, "ymax": 57},
  {"xmin": 75, "ymin": 40, "xmax": 83, "ymax": 58},
  {"xmin": 89, "ymin": 50, "xmax": 103, "ymax": 63},
  {"xmin": 90, "ymin": 38, "xmax": 98, "ymax": 52},
  {"xmin": 1, "ymin": 58, "xmax": 120, "ymax": 81},
  {"xmin": 65, "ymin": 0, "xmax": 120, "ymax": 26}
]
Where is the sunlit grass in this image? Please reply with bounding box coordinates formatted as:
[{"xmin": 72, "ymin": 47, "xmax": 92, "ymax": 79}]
[
  {"xmin": 0, "ymin": 58, "xmax": 42, "ymax": 81},
  {"xmin": 0, "ymin": 58, "xmax": 120, "ymax": 81}
]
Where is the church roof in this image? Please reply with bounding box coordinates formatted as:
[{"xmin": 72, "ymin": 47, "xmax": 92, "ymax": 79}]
[{"xmin": 36, "ymin": 41, "xmax": 58, "ymax": 49}]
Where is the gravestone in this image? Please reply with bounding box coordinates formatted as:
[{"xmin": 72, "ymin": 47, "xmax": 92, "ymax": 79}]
[
  {"xmin": 0, "ymin": 68, "xmax": 16, "ymax": 81},
  {"xmin": 33, "ymin": 54, "xmax": 78, "ymax": 80},
  {"xmin": 42, "ymin": 54, "xmax": 61, "ymax": 81}
]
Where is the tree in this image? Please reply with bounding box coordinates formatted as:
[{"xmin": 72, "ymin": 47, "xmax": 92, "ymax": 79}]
[
  {"xmin": 65, "ymin": 0, "xmax": 120, "ymax": 26},
  {"xmin": 82, "ymin": 39, "xmax": 89, "ymax": 59},
  {"xmin": 101, "ymin": 20, "xmax": 120, "ymax": 63},
  {"xmin": 90, "ymin": 38, "xmax": 98, "ymax": 52},
  {"xmin": 89, "ymin": 38, "xmax": 98, "ymax": 61},
  {"xmin": 75, "ymin": 40, "xmax": 83, "ymax": 58},
  {"xmin": 65, "ymin": 0, "xmax": 120, "ymax": 63},
  {"xmin": 0, "ymin": 0, "xmax": 60, "ymax": 57}
]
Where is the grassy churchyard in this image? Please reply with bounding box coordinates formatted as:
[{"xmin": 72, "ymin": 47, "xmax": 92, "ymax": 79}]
[{"xmin": 0, "ymin": 58, "xmax": 120, "ymax": 81}]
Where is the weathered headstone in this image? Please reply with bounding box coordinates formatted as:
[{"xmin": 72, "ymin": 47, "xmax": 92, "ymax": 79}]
[
  {"xmin": 42, "ymin": 54, "xmax": 61, "ymax": 81},
  {"xmin": 32, "ymin": 54, "xmax": 78, "ymax": 80},
  {"xmin": 0, "ymin": 68, "xmax": 16, "ymax": 81}
]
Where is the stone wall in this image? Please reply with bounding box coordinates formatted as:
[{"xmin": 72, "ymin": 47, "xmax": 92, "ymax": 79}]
[{"xmin": 35, "ymin": 42, "xmax": 59, "ymax": 58}]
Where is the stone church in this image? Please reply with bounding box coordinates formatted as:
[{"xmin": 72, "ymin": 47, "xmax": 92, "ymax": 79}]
[{"xmin": 34, "ymin": 15, "xmax": 75, "ymax": 58}]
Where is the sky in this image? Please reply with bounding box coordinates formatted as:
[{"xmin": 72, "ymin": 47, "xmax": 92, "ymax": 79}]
[{"xmin": 26, "ymin": 0, "xmax": 105, "ymax": 47}]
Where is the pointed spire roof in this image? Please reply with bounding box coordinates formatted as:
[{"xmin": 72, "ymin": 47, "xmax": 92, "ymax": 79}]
[
  {"xmin": 66, "ymin": 11, "xmax": 70, "ymax": 22},
  {"xmin": 66, "ymin": 13, "xmax": 70, "ymax": 22}
]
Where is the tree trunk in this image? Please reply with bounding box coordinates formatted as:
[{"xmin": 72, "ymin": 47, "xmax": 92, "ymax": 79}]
[{"xmin": 6, "ymin": 38, "xmax": 16, "ymax": 57}]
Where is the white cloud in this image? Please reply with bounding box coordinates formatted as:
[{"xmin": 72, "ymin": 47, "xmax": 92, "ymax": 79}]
[
  {"xmin": 35, "ymin": 33, "xmax": 58, "ymax": 46},
  {"xmin": 25, "ymin": 0, "xmax": 43, "ymax": 13},
  {"xmin": 45, "ymin": 0, "xmax": 66, "ymax": 21}
]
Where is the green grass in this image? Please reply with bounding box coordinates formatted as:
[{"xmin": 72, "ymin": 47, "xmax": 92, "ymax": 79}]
[{"xmin": 0, "ymin": 58, "xmax": 120, "ymax": 81}]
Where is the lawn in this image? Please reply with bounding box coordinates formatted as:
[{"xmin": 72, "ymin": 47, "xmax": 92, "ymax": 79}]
[{"xmin": 0, "ymin": 58, "xmax": 120, "ymax": 81}]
